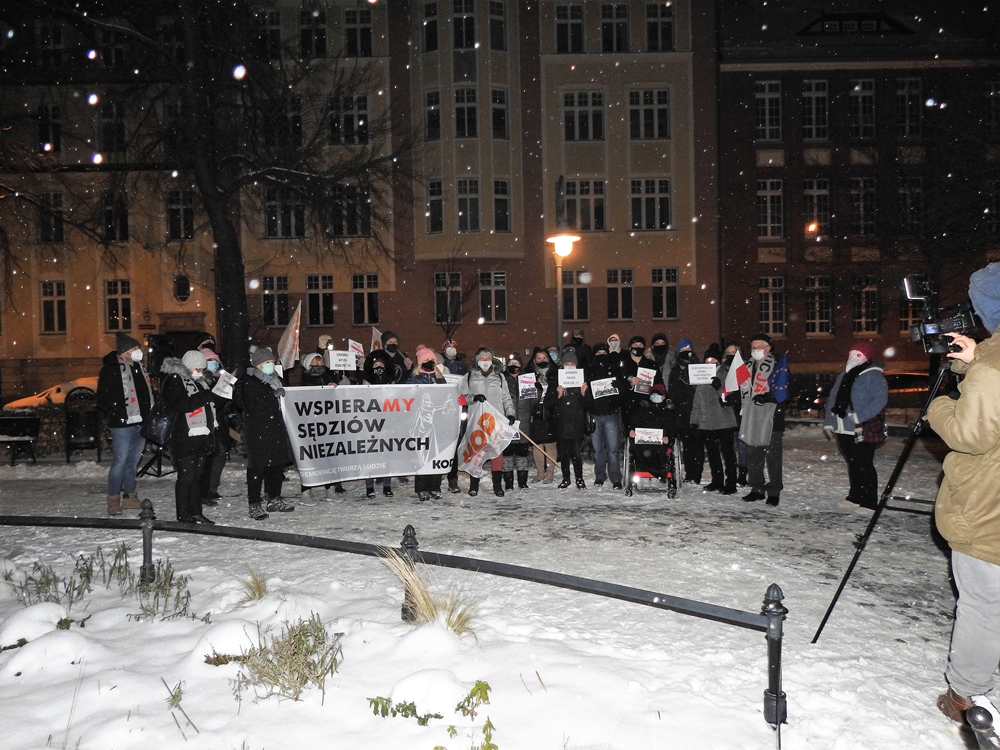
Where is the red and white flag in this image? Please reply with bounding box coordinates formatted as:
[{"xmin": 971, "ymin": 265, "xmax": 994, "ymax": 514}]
[
  {"xmin": 276, "ymin": 301, "xmax": 302, "ymax": 371},
  {"xmin": 722, "ymin": 349, "xmax": 751, "ymax": 398}
]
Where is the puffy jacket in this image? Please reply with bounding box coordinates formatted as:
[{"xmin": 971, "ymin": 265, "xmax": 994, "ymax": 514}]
[
  {"xmin": 690, "ymin": 376, "xmax": 737, "ymax": 432},
  {"xmin": 823, "ymin": 363, "xmax": 888, "ymax": 435},
  {"xmin": 159, "ymin": 357, "xmax": 218, "ymax": 458},
  {"xmin": 927, "ymin": 333, "xmax": 1000, "ymax": 566},
  {"xmin": 459, "ymin": 364, "xmax": 515, "ymax": 418}
]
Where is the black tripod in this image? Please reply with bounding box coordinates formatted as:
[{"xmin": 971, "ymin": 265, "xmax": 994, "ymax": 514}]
[
  {"xmin": 138, "ymin": 443, "xmax": 175, "ymax": 478},
  {"xmin": 812, "ymin": 363, "xmax": 951, "ymax": 643}
]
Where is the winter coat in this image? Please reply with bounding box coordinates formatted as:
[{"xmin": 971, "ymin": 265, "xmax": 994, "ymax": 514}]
[
  {"xmin": 823, "ymin": 363, "xmax": 888, "ymax": 435},
  {"xmin": 96, "ymin": 350, "xmax": 154, "ymax": 429},
  {"xmin": 544, "ymin": 376, "xmax": 587, "ymax": 440},
  {"xmin": 158, "ymin": 357, "xmax": 218, "ymax": 458},
  {"xmin": 668, "ymin": 353, "xmax": 700, "ymax": 424},
  {"xmin": 622, "ymin": 354, "xmax": 664, "ymax": 412},
  {"xmin": 740, "ymin": 352, "xmax": 786, "ymax": 443},
  {"xmin": 927, "ymin": 332, "xmax": 1000, "ymax": 567},
  {"xmin": 523, "ymin": 352, "xmax": 557, "ymax": 443},
  {"xmin": 459, "ymin": 364, "xmax": 515, "ymax": 418},
  {"xmin": 690, "ymin": 373, "xmax": 737, "ymax": 432},
  {"xmin": 363, "ymin": 349, "xmax": 403, "ymax": 385},
  {"xmin": 627, "ymin": 399, "xmax": 676, "ymax": 439},
  {"xmin": 442, "ymin": 357, "xmax": 468, "ymax": 376},
  {"xmin": 384, "ymin": 349, "xmax": 410, "ymax": 383},
  {"xmin": 503, "ymin": 371, "xmax": 531, "ymax": 443},
  {"xmin": 407, "ymin": 370, "xmax": 447, "ymax": 385},
  {"xmin": 585, "ymin": 355, "xmax": 628, "ymax": 417},
  {"xmin": 242, "ymin": 368, "xmax": 294, "ymax": 468}
]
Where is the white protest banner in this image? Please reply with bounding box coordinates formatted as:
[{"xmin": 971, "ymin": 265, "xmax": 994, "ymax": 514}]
[
  {"xmin": 634, "ymin": 367, "xmax": 656, "ymax": 393},
  {"xmin": 327, "ymin": 350, "xmax": 356, "ymax": 371},
  {"xmin": 280, "ymin": 384, "xmax": 461, "ymax": 486},
  {"xmin": 517, "ymin": 372, "xmax": 537, "ymax": 398},
  {"xmin": 558, "ymin": 367, "xmax": 585, "ymax": 388},
  {"xmin": 634, "ymin": 427, "xmax": 664, "ymax": 444},
  {"xmin": 211, "ymin": 370, "xmax": 238, "ymax": 400},
  {"xmin": 457, "ymin": 400, "xmax": 519, "ymax": 478},
  {"xmin": 590, "ymin": 377, "xmax": 618, "ymax": 399},
  {"xmin": 442, "ymin": 373, "xmax": 464, "ymax": 386},
  {"xmin": 687, "ymin": 363, "xmax": 717, "ymax": 386}
]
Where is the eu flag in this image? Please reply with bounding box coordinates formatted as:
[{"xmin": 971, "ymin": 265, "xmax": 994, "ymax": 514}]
[{"xmin": 769, "ymin": 353, "xmax": 789, "ymax": 404}]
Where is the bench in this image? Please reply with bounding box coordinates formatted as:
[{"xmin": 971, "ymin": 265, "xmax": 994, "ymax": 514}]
[{"xmin": 0, "ymin": 415, "xmax": 40, "ymax": 465}]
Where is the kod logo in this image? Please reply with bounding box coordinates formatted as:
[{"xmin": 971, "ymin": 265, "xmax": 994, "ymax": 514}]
[{"xmin": 432, "ymin": 459, "xmax": 453, "ymax": 469}]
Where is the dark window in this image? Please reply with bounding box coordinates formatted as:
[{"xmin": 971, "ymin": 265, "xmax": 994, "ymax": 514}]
[
  {"xmin": 564, "ymin": 91, "xmax": 604, "ymax": 141},
  {"xmin": 105, "ymin": 279, "xmax": 132, "ymax": 331},
  {"xmin": 849, "ymin": 79, "xmax": 875, "ymax": 139},
  {"xmin": 606, "ymin": 268, "xmax": 633, "ymax": 320},
  {"xmin": 264, "ymin": 187, "xmax": 305, "ymax": 238},
  {"xmin": 424, "ymin": 2, "xmax": 439, "ymax": 51},
  {"xmin": 754, "ymin": 81, "xmax": 782, "ymax": 141},
  {"xmin": 651, "ymin": 267, "xmax": 678, "ymax": 319},
  {"xmin": 457, "ymin": 178, "xmax": 480, "ymax": 232},
  {"xmin": 329, "ymin": 96, "xmax": 368, "ymax": 145},
  {"xmin": 254, "ymin": 11, "xmax": 283, "ymax": 59},
  {"xmin": 39, "ymin": 193, "xmax": 64, "ymax": 243},
  {"xmin": 600, "ymin": 4, "xmax": 628, "ymax": 52},
  {"xmin": 630, "ymin": 178, "xmax": 671, "ymax": 230},
  {"xmin": 491, "ymin": 89, "xmax": 508, "ymax": 139},
  {"xmin": 562, "ymin": 269, "xmax": 589, "ymax": 321},
  {"xmin": 455, "ymin": 87, "xmax": 477, "ymax": 138},
  {"xmin": 167, "ymin": 190, "xmax": 195, "ymax": 240},
  {"xmin": 427, "ymin": 180, "xmax": 443, "ymax": 233},
  {"xmin": 435, "ymin": 271, "xmax": 463, "ymax": 324},
  {"xmin": 565, "ymin": 179, "xmax": 605, "ymax": 231},
  {"xmin": 453, "ymin": 0, "xmax": 475, "ymax": 49},
  {"xmin": 345, "ymin": 9, "xmax": 373, "ymax": 57},
  {"xmin": 646, "ymin": 3, "xmax": 673, "ymax": 51},
  {"xmin": 37, "ymin": 105, "xmax": 61, "ymax": 153},
  {"xmin": 300, "ymin": 8, "xmax": 327, "ymax": 57},
  {"xmin": 425, "ymin": 91, "xmax": 441, "ymax": 140},
  {"xmin": 489, "ymin": 1, "xmax": 506, "ymax": 50},
  {"xmin": 41, "ymin": 280, "xmax": 67, "ymax": 333},
  {"xmin": 331, "ymin": 184, "xmax": 371, "ymax": 237},
  {"xmin": 262, "ymin": 275, "xmax": 290, "ymax": 327},
  {"xmin": 479, "ymin": 270, "xmax": 507, "ymax": 322},
  {"xmin": 555, "ymin": 5, "xmax": 583, "ymax": 53},
  {"xmin": 103, "ymin": 193, "xmax": 129, "ymax": 242},
  {"xmin": 494, "ymin": 179, "xmax": 510, "ymax": 232},
  {"xmin": 307, "ymin": 274, "xmax": 335, "ymax": 326},
  {"xmin": 100, "ymin": 101, "xmax": 127, "ymax": 153},
  {"xmin": 628, "ymin": 89, "xmax": 670, "ymax": 139},
  {"xmin": 352, "ymin": 273, "xmax": 379, "ymax": 325}
]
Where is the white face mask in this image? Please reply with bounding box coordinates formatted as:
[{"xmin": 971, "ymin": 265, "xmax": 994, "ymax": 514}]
[
  {"xmin": 751, "ymin": 348, "xmax": 767, "ymax": 361},
  {"xmin": 191, "ymin": 370, "xmax": 204, "ymax": 379},
  {"xmin": 478, "ymin": 359, "xmax": 492, "ymax": 372},
  {"xmin": 846, "ymin": 351, "xmax": 867, "ymax": 371},
  {"xmin": 608, "ymin": 340, "xmax": 621, "ymax": 352},
  {"xmin": 445, "ymin": 346, "xmax": 457, "ymax": 359},
  {"xmin": 130, "ymin": 349, "xmax": 144, "ymax": 362}
]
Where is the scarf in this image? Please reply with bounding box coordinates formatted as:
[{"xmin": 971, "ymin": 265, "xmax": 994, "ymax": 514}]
[
  {"xmin": 832, "ymin": 361, "xmax": 874, "ymax": 419},
  {"xmin": 119, "ymin": 359, "xmax": 153, "ymax": 424},
  {"xmin": 246, "ymin": 366, "xmax": 284, "ymax": 391},
  {"xmin": 181, "ymin": 374, "xmax": 213, "ymax": 436}
]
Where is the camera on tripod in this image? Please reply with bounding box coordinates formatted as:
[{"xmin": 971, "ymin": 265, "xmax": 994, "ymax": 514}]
[{"xmin": 904, "ymin": 276, "xmax": 978, "ymax": 355}]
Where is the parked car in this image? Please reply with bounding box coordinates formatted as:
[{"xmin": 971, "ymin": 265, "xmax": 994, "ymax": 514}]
[
  {"xmin": 3, "ymin": 377, "xmax": 100, "ymax": 410},
  {"xmin": 786, "ymin": 373, "xmax": 835, "ymax": 418}
]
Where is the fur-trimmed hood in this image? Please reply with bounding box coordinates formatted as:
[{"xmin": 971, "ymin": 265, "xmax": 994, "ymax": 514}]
[{"xmin": 159, "ymin": 356, "xmax": 191, "ymax": 377}]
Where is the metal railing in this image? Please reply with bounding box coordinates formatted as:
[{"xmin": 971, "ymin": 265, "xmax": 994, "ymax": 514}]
[{"xmin": 1, "ymin": 503, "xmax": 788, "ymax": 743}]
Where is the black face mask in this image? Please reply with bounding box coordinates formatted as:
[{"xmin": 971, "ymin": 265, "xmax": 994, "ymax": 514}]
[
  {"xmin": 595, "ymin": 353, "xmax": 609, "ymax": 365},
  {"xmin": 385, "ymin": 343, "xmax": 398, "ymax": 354},
  {"xmin": 679, "ymin": 351, "xmax": 693, "ymax": 360},
  {"xmin": 509, "ymin": 364, "xmax": 520, "ymax": 374},
  {"xmin": 630, "ymin": 347, "xmax": 644, "ymax": 358},
  {"xmin": 724, "ymin": 355, "xmax": 735, "ymax": 366},
  {"xmin": 652, "ymin": 344, "xmax": 667, "ymax": 357},
  {"xmin": 571, "ymin": 337, "xmax": 583, "ymax": 347},
  {"xmin": 420, "ymin": 361, "xmax": 435, "ymax": 372},
  {"xmin": 309, "ymin": 365, "xmax": 325, "ymax": 375},
  {"xmin": 534, "ymin": 359, "xmax": 549, "ymax": 369}
]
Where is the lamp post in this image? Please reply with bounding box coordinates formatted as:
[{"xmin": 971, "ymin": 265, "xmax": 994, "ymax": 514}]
[{"xmin": 546, "ymin": 176, "xmax": 580, "ymax": 351}]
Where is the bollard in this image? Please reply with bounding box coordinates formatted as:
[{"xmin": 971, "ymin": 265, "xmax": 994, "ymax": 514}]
[
  {"xmin": 139, "ymin": 499, "xmax": 156, "ymax": 585},
  {"xmin": 762, "ymin": 583, "xmax": 787, "ymax": 728},
  {"xmin": 400, "ymin": 525, "xmax": 419, "ymax": 622},
  {"xmin": 968, "ymin": 705, "xmax": 1000, "ymax": 749}
]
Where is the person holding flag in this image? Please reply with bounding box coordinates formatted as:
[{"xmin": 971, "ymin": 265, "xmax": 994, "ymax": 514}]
[
  {"xmin": 738, "ymin": 334, "xmax": 787, "ymax": 507},
  {"xmin": 722, "ymin": 342, "xmax": 750, "ymax": 486}
]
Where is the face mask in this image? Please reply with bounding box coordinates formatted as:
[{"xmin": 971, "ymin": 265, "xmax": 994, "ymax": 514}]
[
  {"xmin": 534, "ymin": 359, "xmax": 549, "ymax": 369},
  {"xmin": 478, "ymin": 360, "xmax": 492, "ymax": 372},
  {"xmin": 385, "ymin": 343, "xmax": 398, "ymax": 354},
  {"xmin": 846, "ymin": 352, "xmax": 867, "ymax": 371},
  {"xmin": 571, "ymin": 337, "xmax": 583, "ymax": 347},
  {"xmin": 608, "ymin": 340, "xmax": 621, "ymax": 352},
  {"xmin": 650, "ymin": 395, "xmax": 664, "ymax": 404},
  {"xmin": 679, "ymin": 350, "xmax": 693, "ymax": 360},
  {"xmin": 595, "ymin": 353, "xmax": 609, "ymax": 364},
  {"xmin": 751, "ymin": 349, "xmax": 766, "ymax": 361},
  {"xmin": 261, "ymin": 363, "xmax": 276, "ymax": 375},
  {"xmin": 508, "ymin": 363, "xmax": 520, "ymax": 373},
  {"xmin": 191, "ymin": 370, "xmax": 204, "ymax": 379},
  {"xmin": 549, "ymin": 352, "xmax": 560, "ymax": 363},
  {"xmin": 630, "ymin": 347, "xmax": 644, "ymax": 358},
  {"xmin": 207, "ymin": 360, "xmax": 220, "ymax": 372},
  {"xmin": 130, "ymin": 349, "xmax": 144, "ymax": 362},
  {"xmin": 372, "ymin": 367, "xmax": 385, "ymax": 379},
  {"xmin": 310, "ymin": 365, "xmax": 326, "ymax": 375},
  {"xmin": 421, "ymin": 361, "xmax": 436, "ymax": 372},
  {"xmin": 723, "ymin": 355, "xmax": 734, "ymax": 366},
  {"xmin": 445, "ymin": 346, "xmax": 457, "ymax": 359},
  {"xmin": 652, "ymin": 344, "xmax": 667, "ymax": 357}
]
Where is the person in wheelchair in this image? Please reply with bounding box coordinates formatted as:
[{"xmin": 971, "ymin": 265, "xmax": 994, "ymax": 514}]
[{"xmin": 626, "ymin": 384, "xmax": 678, "ymax": 484}]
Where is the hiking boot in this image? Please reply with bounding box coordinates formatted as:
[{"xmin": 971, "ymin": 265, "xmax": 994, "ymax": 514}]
[
  {"xmin": 557, "ymin": 478, "xmax": 571, "ymax": 489},
  {"xmin": 491, "ymin": 471, "xmax": 505, "ymax": 497},
  {"xmin": 122, "ymin": 493, "xmax": 141, "ymax": 509},
  {"xmin": 366, "ymin": 488, "xmax": 377, "ymax": 499},
  {"xmin": 448, "ymin": 480, "xmax": 461, "ymax": 493},
  {"xmin": 429, "ymin": 490, "xmax": 443, "ymax": 500},
  {"xmin": 503, "ymin": 470, "xmax": 515, "ymax": 490},
  {"xmin": 575, "ymin": 478, "xmax": 587, "ymax": 490},
  {"xmin": 703, "ymin": 482, "xmax": 722, "ymax": 493},
  {"xmin": 468, "ymin": 477, "xmax": 480, "ymax": 497},
  {"xmin": 248, "ymin": 503, "xmax": 269, "ymax": 521},
  {"xmin": 516, "ymin": 470, "xmax": 530, "ymax": 489},
  {"xmin": 937, "ymin": 687, "xmax": 972, "ymax": 725},
  {"xmin": 417, "ymin": 491, "xmax": 430, "ymax": 502},
  {"xmin": 107, "ymin": 494, "xmax": 122, "ymax": 516},
  {"xmin": 265, "ymin": 497, "xmax": 294, "ymax": 513},
  {"xmin": 721, "ymin": 485, "xmax": 737, "ymax": 496}
]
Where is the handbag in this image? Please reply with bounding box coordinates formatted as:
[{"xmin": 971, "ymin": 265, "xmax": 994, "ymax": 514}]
[
  {"xmin": 584, "ymin": 412, "xmax": 596, "ymax": 434},
  {"xmin": 140, "ymin": 396, "xmax": 176, "ymax": 446},
  {"xmin": 858, "ymin": 411, "xmax": 886, "ymax": 447}
]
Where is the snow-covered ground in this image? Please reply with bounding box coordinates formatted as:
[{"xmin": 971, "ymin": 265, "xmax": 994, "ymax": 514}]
[{"xmin": 0, "ymin": 425, "xmax": 975, "ymax": 749}]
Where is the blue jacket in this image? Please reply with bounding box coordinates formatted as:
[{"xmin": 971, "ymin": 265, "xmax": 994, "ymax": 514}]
[{"xmin": 824, "ymin": 363, "xmax": 888, "ymax": 434}]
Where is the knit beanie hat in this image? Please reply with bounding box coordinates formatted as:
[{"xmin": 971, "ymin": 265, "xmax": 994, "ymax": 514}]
[
  {"xmin": 381, "ymin": 330, "xmax": 398, "ymax": 346},
  {"xmin": 752, "ymin": 333, "xmax": 773, "ymax": 346},
  {"xmin": 677, "ymin": 337, "xmax": 694, "ymax": 352},
  {"xmin": 200, "ymin": 348, "xmax": 220, "ymax": 363},
  {"xmin": 442, "ymin": 338, "xmax": 458, "ymax": 353},
  {"xmin": 181, "ymin": 350, "xmax": 207, "ymax": 371},
  {"xmin": 593, "ymin": 341, "xmax": 610, "ymax": 355},
  {"xmin": 415, "ymin": 345, "xmax": 436, "ymax": 367},
  {"xmin": 970, "ymin": 263, "xmax": 1000, "ymax": 333},
  {"xmin": 508, "ymin": 351, "xmax": 523, "ymax": 365},
  {"xmin": 848, "ymin": 342, "xmax": 876, "ymax": 362},
  {"xmin": 628, "ymin": 335, "xmax": 646, "ymax": 348},
  {"xmin": 302, "ymin": 351, "xmax": 324, "ymax": 368},
  {"xmin": 251, "ymin": 346, "xmax": 275, "ymax": 367},
  {"xmin": 703, "ymin": 343, "xmax": 723, "ymax": 363},
  {"xmin": 116, "ymin": 332, "xmax": 141, "ymax": 354},
  {"xmin": 561, "ymin": 349, "xmax": 579, "ymax": 366},
  {"xmin": 651, "ymin": 332, "xmax": 669, "ymax": 347}
]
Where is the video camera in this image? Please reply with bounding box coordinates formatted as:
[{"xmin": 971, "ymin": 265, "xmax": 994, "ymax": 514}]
[{"xmin": 904, "ymin": 276, "xmax": 978, "ymax": 355}]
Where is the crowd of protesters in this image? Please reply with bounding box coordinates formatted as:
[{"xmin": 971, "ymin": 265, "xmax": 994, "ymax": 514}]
[{"xmin": 95, "ymin": 324, "xmax": 801, "ymax": 524}]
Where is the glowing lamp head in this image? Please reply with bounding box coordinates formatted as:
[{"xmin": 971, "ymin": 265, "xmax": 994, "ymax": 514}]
[
  {"xmin": 806, "ymin": 222, "xmax": 819, "ymax": 234},
  {"xmin": 547, "ymin": 232, "xmax": 580, "ymax": 258}
]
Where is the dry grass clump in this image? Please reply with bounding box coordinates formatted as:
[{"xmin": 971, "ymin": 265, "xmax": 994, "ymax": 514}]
[
  {"xmin": 379, "ymin": 548, "xmax": 479, "ymax": 638},
  {"xmin": 237, "ymin": 567, "xmax": 268, "ymax": 603}
]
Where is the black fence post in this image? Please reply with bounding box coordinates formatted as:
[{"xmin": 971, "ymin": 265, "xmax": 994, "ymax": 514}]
[
  {"xmin": 139, "ymin": 499, "xmax": 156, "ymax": 585},
  {"xmin": 968, "ymin": 705, "xmax": 1000, "ymax": 749},
  {"xmin": 400, "ymin": 524, "xmax": 419, "ymax": 622},
  {"xmin": 762, "ymin": 583, "xmax": 787, "ymax": 728}
]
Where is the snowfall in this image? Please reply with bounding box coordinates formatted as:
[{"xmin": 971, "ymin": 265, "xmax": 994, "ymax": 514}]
[{"xmin": 0, "ymin": 423, "xmax": 983, "ymax": 750}]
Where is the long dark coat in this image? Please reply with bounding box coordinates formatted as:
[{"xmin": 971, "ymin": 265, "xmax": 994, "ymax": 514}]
[{"xmin": 242, "ymin": 373, "xmax": 294, "ymax": 468}]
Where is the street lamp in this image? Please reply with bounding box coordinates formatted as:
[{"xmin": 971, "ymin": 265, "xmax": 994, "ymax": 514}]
[{"xmin": 546, "ymin": 176, "xmax": 580, "ymax": 350}]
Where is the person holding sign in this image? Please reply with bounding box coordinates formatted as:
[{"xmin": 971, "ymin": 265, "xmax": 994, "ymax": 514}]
[
  {"xmin": 669, "ymin": 338, "xmax": 705, "ymax": 484},
  {"xmin": 545, "ymin": 349, "xmax": 590, "ymax": 489},
  {"xmin": 626, "ymin": 383, "xmax": 676, "ymax": 482},
  {"xmin": 623, "ymin": 335, "xmax": 663, "ymax": 414},
  {"xmin": 501, "ymin": 353, "xmax": 534, "ymax": 491},
  {"xmin": 585, "ymin": 341, "xmax": 627, "ymax": 489},
  {"xmin": 690, "ymin": 344, "xmax": 738, "ymax": 495},
  {"xmin": 298, "ymin": 351, "xmax": 347, "ymax": 500},
  {"xmin": 459, "ymin": 347, "xmax": 516, "ymax": 497},
  {"xmin": 525, "ymin": 348, "xmax": 559, "ymax": 484},
  {"xmin": 407, "ymin": 345, "xmax": 450, "ymax": 502}
]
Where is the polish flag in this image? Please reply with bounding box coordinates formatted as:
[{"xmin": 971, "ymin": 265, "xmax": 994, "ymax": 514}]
[{"xmin": 722, "ymin": 349, "xmax": 751, "ymax": 398}]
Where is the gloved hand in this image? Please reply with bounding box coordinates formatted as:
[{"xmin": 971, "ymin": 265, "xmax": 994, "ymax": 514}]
[
  {"xmin": 752, "ymin": 392, "xmax": 776, "ymax": 405},
  {"xmin": 473, "ymin": 394, "xmax": 487, "ymax": 403},
  {"xmin": 832, "ymin": 404, "xmax": 848, "ymax": 418},
  {"xmin": 711, "ymin": 377, "xmax": 721, "ymax": 390},
  {"xmin": 275, "ymin": 388, "xmax": 285, "ymax": 397},
  {"xmin": 507, "ymin": 415, "xmax": 516, "ymax": 425},
  {"xmin": 823, "ymin": 425, "xmax": 835, "ymax": 440}
]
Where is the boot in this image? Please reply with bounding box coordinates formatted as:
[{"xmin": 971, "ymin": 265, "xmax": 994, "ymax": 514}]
[
  {"xmin": 503, "ymin": 470, "xmax": 514, "ymax": 490},
  {"xmin": 516, "ymin": 470, "xmax": 530, "ymax": 489},
  {"xmin": 121, "ymin": 492, "xmax": 141, "ymax": 509},
  {"xmin": 468, "ymin": 477, "xmax": 480, "ymax": 497},
  {"xmin": 937, "ymin": 687, "xmax": 972, "ymax": 725},
  {"xmin": 107, "ymin": 494, "xmax": 122, "ymax": 516},
  {"xmin": 737, "ymin": 467, "xmax": 748, "ymax": 486},
  {"xmin": 491, "ymin": 470, "xmax": 505, "ymax": 497}
]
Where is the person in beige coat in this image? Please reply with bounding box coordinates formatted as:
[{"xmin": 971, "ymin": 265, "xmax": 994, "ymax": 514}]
[{"xmin": 927, "ymin": 262, "xmax": 1000, "ymax": 726}]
